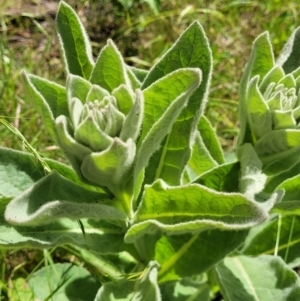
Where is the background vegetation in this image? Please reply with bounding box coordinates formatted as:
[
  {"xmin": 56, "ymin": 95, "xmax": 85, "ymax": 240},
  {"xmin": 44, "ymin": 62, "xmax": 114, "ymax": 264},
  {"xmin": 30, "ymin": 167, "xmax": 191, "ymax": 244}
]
[{"xmin": 0, "ymin": 0, "xmax": 300, "ymax": 299}]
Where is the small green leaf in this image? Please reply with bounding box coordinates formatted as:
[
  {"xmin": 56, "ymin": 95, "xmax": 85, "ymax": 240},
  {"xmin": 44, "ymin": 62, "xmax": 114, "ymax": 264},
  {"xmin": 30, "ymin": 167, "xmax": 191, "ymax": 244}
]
[
  {"xmin": 112, "ymin": 84, "xmax": 135, "ymax": 115},
  {"xmin": 195, "ymin": 162, "xmax": 240, "ymax": 193},
  {"xmin": 238, "ymin": 32, "xmax": 274, "ymax": 146},
  {"xmin": 277, "ymin": 26, "xmax": 300, "ymax": 74},
  {"xmin": 25, "ymin": 73, "xmax": 68, "ymax": 118},
  {"xmin": 56, "ymin": 1, "xmax": 94, "ymax": 78},
  {"xmin": 90, "ymin": 39, "xmax": 129, "ymax": 92},
  {"xmin": 94, "ymin": 261, "xmax": 161, "ymax": 301},
  {"xmin": 22, "ymin": 71, "xmax": 57, "ymax": 140},
  {"xmin": 5, "ymin": 170, "xmax": 125, "ymax": 226},
  {"xmin": 247, "ymin": 76, "xmax": 272, "ymax": 140},
  {"xmin": 216, "ymin": 255, "xmax": 300, "ymax": 301},
  {"xmin": 198, "ymin": 115, "xmax": 225, "ymax": 164},
  {"xmin": 259, "ymin": 65, "xmax": 285, "ymax": 92},
  {"xmin": 67, "ymin": 74, "xmax": 92, "ymax": 104},
  {"xmin": 120, "ymin": 90, "xmax": 144, "ymax": 141},
  {"xmin": 254, "ymin": 129, "xmax": 300, "ymax": 175},
  {"xmin": 28, "ymin": 263, "xmax": 99, "ymax": 301},
  {"xmin": 126, "ymin": 66, "xmax": 142, "ymax": 89},
  {"xmin": 81, "ymin": 138, "xmax": 136, "ymax": 196},
  {"xmin": 184, "ymin": 131, "xmax": 218, "ymax": 183}
]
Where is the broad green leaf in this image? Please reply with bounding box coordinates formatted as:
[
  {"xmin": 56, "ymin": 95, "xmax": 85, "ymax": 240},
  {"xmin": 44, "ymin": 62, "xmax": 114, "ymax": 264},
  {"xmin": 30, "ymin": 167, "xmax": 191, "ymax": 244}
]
[
  {"xmin": 56, "ymin": 1, "xmax": 94, "ymax": 78},
  {"xmin": 134, "ymin": 69, "xmax": 201, "ymax": 185},
  {"xmin": 216, "ymin": 255, "xmax": 300, "ymax": 301},
  {"xmin": 241, "ymin": 215, "xmax": 300, "ymax": 266},
  {"xmin": 142, "ymin": 21, "xmax": 212, "ymax": 185},
  {"xmin": 0, "ymin": 199, "xmax": 127, "ymax": 253},
  {"xmin": 247, "ymin": 76, "xmax": 272, "ymax": 140},
  {"xmin": 195, "ymin": 162, "xmax": 240, "ymax": 193},
  {"xmin": 160, "ymin": 278, "xmax": 210, "ymax": 301},
  {"xmin": 124, "ymin": 179, "xmax": 276, "ymax": 243},
  {"xmin": 90, "ymin": 40, "xmax": 129, "ymax": 92},
  {"xmin": 238, "ymin": 32, "xmax": 274, "ymax": 147},
  {"xmin": 198, "ymin": 115, "xmax": 224, "ymax": 164},
  {"xmin": 277, "ymin": 26, "xmax": 300, "ymax": 74},
  {"xmin": 28, "ymin": 263, "xmax": 99, "ymax": 301},
  {"xmin": 22, "ymin": 71, "xmax": 56, "ymax": 140},
  {"xmin": 254, "ymin": 129, "xmax": 300, "ymax": 175},
  {"xmin": 5, "ymin": 171, "xmax": 125, "ymax": 226},
  {"xmin": 155, "ymin": 230, "xmax": 248, "ymax": 282},
  {"xmin": 94, "ymin": 261, "xmax": 161, "ymax": 301},
  {"xmin": 25, "ymin": 73, "xmax": 68, "ymax": 118},
  {"xmin": 0, "ymin": 146, "xmax": 94, "ymax": 199}
]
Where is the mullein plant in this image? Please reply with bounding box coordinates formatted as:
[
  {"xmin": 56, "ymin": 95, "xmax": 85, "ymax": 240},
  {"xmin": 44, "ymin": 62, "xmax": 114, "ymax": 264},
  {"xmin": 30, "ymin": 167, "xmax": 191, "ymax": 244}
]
[{"xmin": 1, "ymin": 1, "xmax": 300, "ymax": 300}]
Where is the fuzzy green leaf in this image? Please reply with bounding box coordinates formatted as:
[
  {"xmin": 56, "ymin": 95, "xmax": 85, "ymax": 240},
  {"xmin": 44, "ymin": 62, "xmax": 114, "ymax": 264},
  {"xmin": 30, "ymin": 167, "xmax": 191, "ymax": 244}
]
[
  {"xmin": 0, "ymin": 146, "xmax": 93, "ymax": 199},
  {"xmin": 90, "ymin": 40, "xmax": 129, "ymax": 92},
  {"xmin": 254, "ymin": 129, "xmax": 300, "ymax": 175},
  {"xmin": 195, "ymin": 162, "xmax": 240, "ymax": 193},
  {"xmin": 134, "ymin": 68, "xmax": 201, "ymax": 186},
  {"xmin": 56, "ymin": 1, "xmax": 94, "ymax": 78},
  {"xmin": 216, "ymin": 255, "xmax": 300, "ymax": 301},
  {"xmin": 141, "ymin": 21, "xmax": 212, "ymax": 186},
  {"xmin": 0, "ymin": 201, "xmax": 127, "ymax": 253},
  {"xmin": 94, "ymin": 261, "xmax": 161, "ymax": 301},
  {"xmin": 156, "ymin": 230, "xmax": 247, "ymax": 283},
  {"xmin": 25, "ymin": 73, "xmax": 68, "ymax": 118},
  {"xmin": 184, "ymin": 131, "xmax": 218, "ymax": 183},
  {"xmin": 241, "ymin": 215, "xmax": 300, "ymax": 266},
  {"xmin": 277, "ymin": 26, "xmax": 300, "ymax": 74},
  {"xmin": 238, "ymin": 32, "xmax": 274, "ymax": 146},
  {"xmin": 247, "ymin": 76, "xmax": 272, "ymax": 140},
  {"xmin": 5, "ymin": 171, "xmax": 125, "ymax": 226},
  {"xmin": 198, "ymin": 115, "xmax": 225, "ymax": 164},
  {"xmin": 125, "ymin": 179, "xmax": 277, "ymax": 243},
  {"xmin": 22, "ymin": 72, "xmax": 57, "ymax": 140}
]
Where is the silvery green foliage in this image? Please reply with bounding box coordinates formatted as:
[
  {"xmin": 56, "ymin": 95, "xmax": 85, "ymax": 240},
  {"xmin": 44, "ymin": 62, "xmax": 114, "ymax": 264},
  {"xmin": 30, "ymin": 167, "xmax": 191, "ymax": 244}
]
[
  {"xmin": 1, "ymin": 2, "xmax": 300, "ymax": 301},
  {"xmin": 238, "ymin": 27, "xmax": 300, "ymax": 176}
]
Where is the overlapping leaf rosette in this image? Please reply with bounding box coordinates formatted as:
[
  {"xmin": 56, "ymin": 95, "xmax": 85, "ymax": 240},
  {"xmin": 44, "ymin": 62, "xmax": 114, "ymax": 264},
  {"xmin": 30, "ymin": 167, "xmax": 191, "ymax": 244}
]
[
  {"xmin": 238, "ymin": 27, "xmax": 300, "ymax": 176},
  {"xmin": 55, "ymin": 69, "xmax": 142, "ymax": 199}
]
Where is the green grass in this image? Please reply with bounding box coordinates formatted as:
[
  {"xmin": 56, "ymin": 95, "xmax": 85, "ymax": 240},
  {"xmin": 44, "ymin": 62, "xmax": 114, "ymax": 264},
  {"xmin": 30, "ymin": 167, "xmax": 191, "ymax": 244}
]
[{"xmin": 0, "ymin": 0, "xmax": 300, "ymax": 299}]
